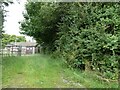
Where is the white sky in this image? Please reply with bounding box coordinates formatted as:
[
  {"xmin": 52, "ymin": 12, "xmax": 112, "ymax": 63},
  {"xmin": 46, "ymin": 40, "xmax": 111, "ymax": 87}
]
[{"xmin": 3, "ymin": 0, "xmax": 33, "ymax": 41}]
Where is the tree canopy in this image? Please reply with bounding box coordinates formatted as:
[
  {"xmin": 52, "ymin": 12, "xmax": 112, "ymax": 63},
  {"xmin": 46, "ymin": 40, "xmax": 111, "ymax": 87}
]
[{"xmin": 2, "ymin": 34, "xmax": 26, "ymax": 47}]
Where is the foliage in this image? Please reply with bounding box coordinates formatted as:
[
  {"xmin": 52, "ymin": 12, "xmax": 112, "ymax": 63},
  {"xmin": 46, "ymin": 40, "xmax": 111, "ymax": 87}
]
[
  {"xmin": 0, "ymin": 0, "xmax": 13, "ymax": 38},
  {"xmin": 20, "ymin": 2, "xmax": 60, "ymax": 53},
  {"xmin": 2, "ymin": 34, "xmax": 26, "ymax": 47},
  {"xmin": 20, "ymin": 2, "xmax": 119, "ymax": 80},
  {"xmin": 55, "ymin": 3, "xmax": 119, "ymax": 79}
]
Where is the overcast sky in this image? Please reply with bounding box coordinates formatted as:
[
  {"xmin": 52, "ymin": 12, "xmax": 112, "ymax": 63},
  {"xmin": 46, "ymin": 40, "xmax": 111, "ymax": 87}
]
[{"xmin": 3, "ymin": 0, "xmax": 33, "ymax": 41}]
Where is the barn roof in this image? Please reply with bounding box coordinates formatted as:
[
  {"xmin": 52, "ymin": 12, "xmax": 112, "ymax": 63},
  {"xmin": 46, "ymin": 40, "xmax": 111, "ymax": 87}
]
[{"xmin": 6, "ymin": 42, "xmax": 37, "ymax": 47}]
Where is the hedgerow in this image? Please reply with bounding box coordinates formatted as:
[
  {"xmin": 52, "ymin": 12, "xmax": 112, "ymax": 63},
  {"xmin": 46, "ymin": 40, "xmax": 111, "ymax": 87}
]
[{"xmin": 20, "ymin": 2, "xmax": 120, "ymax": 80}]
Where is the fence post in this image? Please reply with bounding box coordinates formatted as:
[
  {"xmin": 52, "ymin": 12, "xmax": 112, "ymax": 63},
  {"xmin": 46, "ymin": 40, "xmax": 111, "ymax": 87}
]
[
  {"xmin": 11, "ymin": 45, "xmax": 13, "ymax": 56},
  {"xmin": 18, "ymin": 46, "xmax": 21, "ymax": 56}
]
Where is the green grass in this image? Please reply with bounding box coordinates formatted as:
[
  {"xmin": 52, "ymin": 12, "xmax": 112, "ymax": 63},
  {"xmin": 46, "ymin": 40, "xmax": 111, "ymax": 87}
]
[{"xmin": 2, "ymin": 54, "xmax": 118, "ymax": 88}]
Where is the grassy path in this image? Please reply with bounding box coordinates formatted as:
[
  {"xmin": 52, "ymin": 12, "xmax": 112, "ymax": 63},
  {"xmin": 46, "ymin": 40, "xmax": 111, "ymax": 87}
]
[
  {"xmin": 2, "ymin": 54, "xmax": 84, "ymax": 88},
  {"xmin": 2, "ymin": 54, "xmax": 118, "ymax": 88}
]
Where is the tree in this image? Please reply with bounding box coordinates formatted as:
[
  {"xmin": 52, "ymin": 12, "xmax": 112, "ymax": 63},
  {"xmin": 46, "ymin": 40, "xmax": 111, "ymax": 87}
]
[
  {"xmin": 2, "ymin": 34, "xmax": 26, "ymax": 47},
  {"xmin": 0, "ymin": 0, "xmax": 13, "ymax": 50},
  {"xmin": 0, "ymin": 0, "xmax": 13, "ymax": 33},
  {"xmin": 20, "ymin": 2, "xmax": 68, "ymax": 52}
]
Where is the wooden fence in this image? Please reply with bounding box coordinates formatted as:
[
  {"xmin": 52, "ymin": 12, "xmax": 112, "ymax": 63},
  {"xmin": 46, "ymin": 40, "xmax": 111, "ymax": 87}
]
[{"xmin": 0, "ymin": 48, "xmax": 22, "ymax": 57}]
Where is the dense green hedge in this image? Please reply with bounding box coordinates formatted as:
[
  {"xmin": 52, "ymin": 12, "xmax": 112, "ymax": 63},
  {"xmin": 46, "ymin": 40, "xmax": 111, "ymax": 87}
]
[{"xmin": 20, "ymin": 2, "xmax": 120, "ymax": 79}]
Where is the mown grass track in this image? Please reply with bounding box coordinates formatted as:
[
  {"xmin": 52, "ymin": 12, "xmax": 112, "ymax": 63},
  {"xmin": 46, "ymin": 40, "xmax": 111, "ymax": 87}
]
[{"xmin": 2, "ymin": 54, "xmax": 118, "ymax": 88}]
